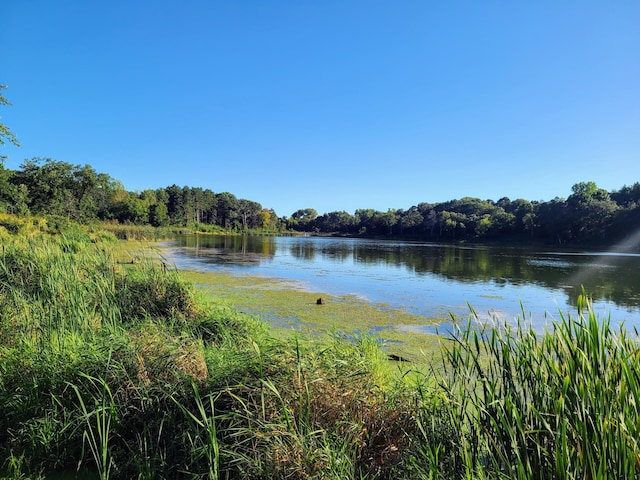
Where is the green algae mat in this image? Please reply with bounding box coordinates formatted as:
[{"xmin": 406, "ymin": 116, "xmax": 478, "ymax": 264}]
[{"xmin": 181, "ymin": 269, "xmax": 444, "ymax": 362}]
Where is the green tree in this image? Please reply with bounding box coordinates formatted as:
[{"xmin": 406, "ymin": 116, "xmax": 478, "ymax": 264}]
[
  {"xmin": 12, "ymin": 183, "xmax": 30, "ymax": 215},
  {"xmin": 111, "ymin": 193, "xmax": 149, "ymax": 224},
  {"xmin": 567, "ymin": 181, "xmax": 619, "ymax": 241},
  {"xmin": 570, "ymin": 181, "xmax": 599, "ymax": 198},
  {"xmin": 149, "ymin": 202, "xmax": 169, "ymax": 226},
  {"xmin": 14, "ymin": 158, "xmax": 76, "ymax": 216},
  {"xmin": 611, "ymin": 183, "xmax": 640, "ymax": 208},
  {"xmin": 0, "ymin": 159, "xmax": 19, "ymax": 213},
  {"xmin": 537, "ymin": 197, "xmax": 570, "ymax": 244},
  {"xmin": 0, "ymin": 85, "xmax": 19, "ymax": 148},
  {"xmin": 423, "ymin": 208, "xmax": 438, "ymax": 238},
  {"xmin": 216, "ymin": 192, "xmax": 239, "ymax": 229},
  {"xmin": 200, "ymin": 189, "xmax": 217, "ymax": 224},
  {"xmin": 290, "ymin": 208, "xmax": 318, "ymax": 230},
  {"xmin": 399, "ymin": 206, "xmax": 423, "ymax": 234},
  {"xmin": 315, "ymin": 211, "xmax": 354, "ymax": 233},
  {"xmin": 522, "ymin": 212, "xmax": 538, "ymax": 238},
  {"xmin": 165, "ymin": 185, "xmax": 186, "ymax": 225},
  {"xmin": 237, "ymin": 199, "xmax": 262, "ymax": 230},
  {"xmin": 354, "ymin": 208, "xmax": 377, "ymax": 235},
  {"xmin": 380, "ymin": 209, "xmax": 398, "ymax": 235},
  {"xmin": 12, "ymin": 158, "xmax": 117, "ymax": 221}
]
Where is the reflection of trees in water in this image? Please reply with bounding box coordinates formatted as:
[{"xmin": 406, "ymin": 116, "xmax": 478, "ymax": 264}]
[
  {"xmin": 175, "ymin": 234, "xmax": 276, "ymax": 265},
  {"xmin": 350, "ymin": 243, "xmax": 640, "ymax": 309},
  {"xmin": 175, "ymin": 235, "xmax": 640, "ymax": 310},
  {"xmin": 289, "ymin": 242, "xmax": 317, "ymax": 261},
  {"xmin": 320, "ymin": 244, "xmax": 353, "ymax": 262}
]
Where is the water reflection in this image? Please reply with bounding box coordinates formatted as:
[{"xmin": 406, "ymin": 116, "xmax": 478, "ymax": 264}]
[
  {"xmin": 176, "ymin": 234, "xmax": 276, "ymax": 265},
  {"xmin": 170, "ymin": 235, "xmax": 640, "ymax": 327}
]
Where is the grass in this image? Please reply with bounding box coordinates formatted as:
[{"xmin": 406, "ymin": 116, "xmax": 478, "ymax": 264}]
[
  {"xmin": 1, "ymin": 214, "xmax": 640, "ymax": 479},
  {"xmin": 428, "ymin": 299, "xmax": 640, "ymax": 479}
]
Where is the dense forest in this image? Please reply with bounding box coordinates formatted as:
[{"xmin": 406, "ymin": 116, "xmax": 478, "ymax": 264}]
[
  {"xmin": 2, "ymin": 87, "xmax": 639, "ymax": 247},
  {"xmin": 1, "ymin": 156, "xmax": 640, "ymax": 247},
  {"xmin": 291, "ymin": 180, "xmax": 640, "ymax": 246},
  {"xmin": 0, "ymin": 157, "xmax": 283, "ymax": 231}
]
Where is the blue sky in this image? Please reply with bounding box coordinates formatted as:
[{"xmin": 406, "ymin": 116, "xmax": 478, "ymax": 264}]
[{"xmin": 1, "ymin": 1, "xmax": 638, "ymax": 216}]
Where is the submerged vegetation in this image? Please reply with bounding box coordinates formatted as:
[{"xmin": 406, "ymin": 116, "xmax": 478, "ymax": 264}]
[
  {"xmin": 1, "ymin": 217, "xmax": 640, "ymax": 479},
  {"xmin": 180, "ymin": 269, "xmax": 441, "ymax": 361}
]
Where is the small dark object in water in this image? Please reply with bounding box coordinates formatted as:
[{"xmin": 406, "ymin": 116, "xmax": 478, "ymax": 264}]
[
  {"xmin": 316, "ymin": 298, "xmax": 325, "ymax": 305},
  {"xmin": 387, "ymin": 354, "xmax": 411, "ymax": 362}
]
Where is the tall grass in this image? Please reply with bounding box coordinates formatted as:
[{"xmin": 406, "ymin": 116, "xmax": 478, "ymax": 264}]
[
  {"xmin": 2, "ymin": 216, "xmax": 640, "ymax": 479},
  {"xmin": 69, "ymin": 372, "xmax": 116, "ymax": 480},
  {"xmin": 421, "ymin": 298, "xmax": 640, "ymax": 479},
  {"xmin": 0, "ymin": 224, "xmax": 413, "ymax": 478},
  {"xmin": 98, "ymin": 222, "xmax": 189, "ymax": 241}
]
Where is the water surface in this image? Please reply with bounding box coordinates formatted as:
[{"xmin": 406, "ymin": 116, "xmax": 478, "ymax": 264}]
[{"xmin": 164, "ymin": 235, "xmax": 640, "ymax": 332}]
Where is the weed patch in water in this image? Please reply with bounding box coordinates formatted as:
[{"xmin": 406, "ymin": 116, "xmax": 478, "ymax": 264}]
[{"xmin": 180, "ymin": 269, "xmax": 441, "ymax": 361}]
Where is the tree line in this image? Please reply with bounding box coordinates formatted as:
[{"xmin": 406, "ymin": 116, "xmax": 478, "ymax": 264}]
[
  {"xmin": 0, "ymin": 157, "xmax": 283, "ymax": 231},
  {"xmin": 1, "ymin": 156, "xmax": 639, "ymax": 247},
  {"xmin": 289, "ymin": 180, "xmax": 640, "ymax": 246}
]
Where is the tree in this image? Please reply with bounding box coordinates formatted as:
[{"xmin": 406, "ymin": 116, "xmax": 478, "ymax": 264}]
[
  {"xmin": 423, "ymin": 209, "xmax": 438, "ymax": 238},
  {"xmin": 570, "ymin": 181, "xmax": 599, "ymax": 198},
  {"xmin": 399, "ymin": 206, "xmax": 423, "ymax": 235},
  {"xmin": 200, "ymin": 189, "xmax": 217, "ymax": 224},
  {"xmin": 259, "ymin": 209, "xmax": 271, "ymax": 228},
  {"xmin": 149, "ymin": 202, "xmax": 169, "ymax": 227},
  {"xmin": 381, "ymin": 209, "xmax": 398, "ymax": 235},
  {"xmin": 237, "ymin": 199, "xmax": 262, "ymax": 230},
  {"xmin": 111, "ymin": 193, "xmax": 149, "ymax": 224},
  {"xmin": 0, "ymin": 159, "xmax": 19, "ymax": 213},
  {"xmin": 314, "ymin": 211, "xmax": 354, "ymax": 233},
  {"xmin": 354, "ymin": 209, "xmax": 377, "ymax": 235},
  {"xmin": 0, "ymin": 85, "xmax": 19, "ymax": 148},
  {"xmin": 522, "ymin": 212, "xmax": 538, "ymax": 238},
  {"xmin": 151, "ymin": 188, "xmax": 170, "ymax": 226},
  {"xmin": 165, "ymin": 185, "xmax": 186, "ymax": 225},
  {"xmin": 290, "ymin": 208, "xmax": 318, "ymax": 231},
  {"xmin": 567, "ymin": 181, "xmax": 619, "ymax": 241},
  {"xmin": 14, "ymin": 158, "xmax": 76, "ymax": 216},
  {"xmin": 537, "ymin": 197, "xmax": 570, "ymax": 244},
  {"xmin": 216, "ymin": 192, "xmax": 239, "ymax": 229},
  {"xmin": 611, "ymin": 183, "xmax": 640, "ymax": 208}
]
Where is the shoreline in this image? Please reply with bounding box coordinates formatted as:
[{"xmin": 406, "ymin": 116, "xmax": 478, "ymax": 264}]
[{"xmin": 151, "ymin": 241, "xmax": 443, "ymax": 362}]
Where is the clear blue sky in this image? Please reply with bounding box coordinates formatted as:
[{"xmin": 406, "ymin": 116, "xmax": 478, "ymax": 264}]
[{"xmin": 1, "ymin": 1, "xmax": 638, "ymax": 217}]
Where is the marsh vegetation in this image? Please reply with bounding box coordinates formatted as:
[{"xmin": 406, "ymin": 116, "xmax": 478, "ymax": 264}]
[{"xmin": 1, "ymin": 218, "xmax": 640, "ymax": 479}]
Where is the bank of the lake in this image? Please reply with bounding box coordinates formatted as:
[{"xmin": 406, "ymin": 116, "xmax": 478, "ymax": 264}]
[
  {"xmin": 0, "ymin": 228, "xmax": 421, "ymax": 479},
  {"xmin": 3, "ymin": 219, "xmax": 640, "ymax": 479}
]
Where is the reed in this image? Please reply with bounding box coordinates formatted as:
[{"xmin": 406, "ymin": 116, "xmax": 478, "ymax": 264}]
[
  {"xmin": 2, "ymin": 218, "xmax": 640, "ymax": 479},
  {"xmin": 69, "ymin": 372, "xmax": 116, "ymax": 480},
  {"xmin": 98, "ymin": 222, "xmax": 187, "ymax": 241},
  {"xmin": 171, "ymin": 382, "xmax": 222, "ymax": 480},
  {"xmin": 424, "ymin": 297, "xmax": 640, "ymax": 479}
]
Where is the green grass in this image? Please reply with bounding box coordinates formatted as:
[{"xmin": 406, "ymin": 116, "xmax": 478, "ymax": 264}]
[
  {"xmin": 423, "ymin": 299, "xmax": 640, "ymax": 479},
  {"xmin": 1, "ymin": 214, "xmax": 640, "ymax": 479}
]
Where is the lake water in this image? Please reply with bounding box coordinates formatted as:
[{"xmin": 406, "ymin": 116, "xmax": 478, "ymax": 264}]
[{"xmin": 163, "ymin": 235, "xmax": 640, "ymax": 332}]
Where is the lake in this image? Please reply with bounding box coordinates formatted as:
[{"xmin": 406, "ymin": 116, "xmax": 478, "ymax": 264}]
[{"xmin": 163, "ymin": 234, "xmax": 640, "ymax": 333}]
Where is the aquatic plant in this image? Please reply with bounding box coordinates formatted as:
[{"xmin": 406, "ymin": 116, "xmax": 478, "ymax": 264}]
[{"xmin": 419, "ymin": 298, "xmax": 640, "ymax": 479}]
